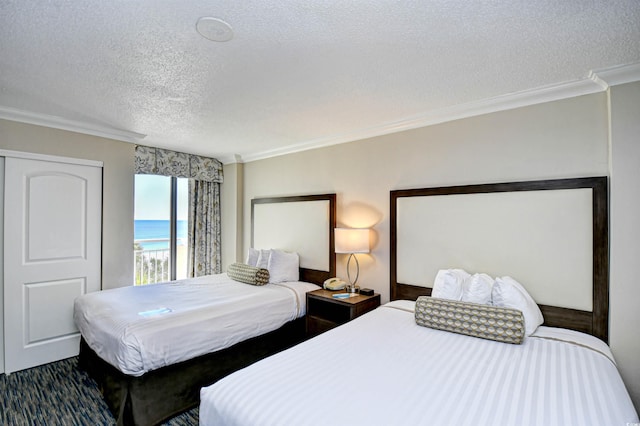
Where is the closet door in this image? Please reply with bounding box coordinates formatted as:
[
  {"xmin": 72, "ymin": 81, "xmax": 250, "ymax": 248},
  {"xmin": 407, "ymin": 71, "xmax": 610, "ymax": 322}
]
[{"xmin": 3, "ymin": 156, "xmax": 102, "ymax": 373}]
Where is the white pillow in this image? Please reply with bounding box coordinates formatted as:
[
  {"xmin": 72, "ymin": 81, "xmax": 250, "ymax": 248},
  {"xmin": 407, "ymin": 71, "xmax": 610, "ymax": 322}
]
[
  {"xmin": 256, "ymin": 249, "xmax": 271, "ymax": 269},
  {"xmin": 492, "ymin": 276, "xmax": 544, "ymax": 336},
  {"xmin": 431, "ymin": 269, "xmax": 470, "ymax": 301},
  {"xmin": 461, "ymin": 273, "xmax": 494, "ymax": 305},
  {"xmin": 245, "ymin": 248, "xmax": 259, "ymax": 267},
  {"xmin": 267, "ymin": 249, "xmax": 300, "ymax": 283}
]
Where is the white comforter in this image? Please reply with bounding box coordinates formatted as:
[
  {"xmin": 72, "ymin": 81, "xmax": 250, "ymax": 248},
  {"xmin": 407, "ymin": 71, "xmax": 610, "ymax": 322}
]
[
  {"xmin": 200, "ymin": 300, "xmax": 638, "ymax": 426},
  {"xmin": 74, "ymin": 274, "xmax": 319, "ymax": 376}
]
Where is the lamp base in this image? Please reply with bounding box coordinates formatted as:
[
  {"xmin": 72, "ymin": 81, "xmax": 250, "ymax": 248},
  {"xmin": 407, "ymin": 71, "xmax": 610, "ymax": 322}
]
[
  {"xmin": 346, "ymin": 284, "xmax": 360, "ymax": 294},
  {"xmin": 345, "ymin": 253, "xmax": 361, "ymax": 294}
]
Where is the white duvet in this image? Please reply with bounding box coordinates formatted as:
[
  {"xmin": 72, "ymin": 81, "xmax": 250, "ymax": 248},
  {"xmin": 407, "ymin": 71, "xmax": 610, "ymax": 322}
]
[
  {"xmin": 73, "ymin": 274, "xmax": 319, "ymax": 376},
  {"xmin": 200, "ymin": 300, "xmax": 638, "ymax": 426}
]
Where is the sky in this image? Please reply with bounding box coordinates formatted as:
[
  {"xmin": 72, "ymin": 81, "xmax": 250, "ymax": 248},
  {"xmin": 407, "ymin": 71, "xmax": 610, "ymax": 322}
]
[{"xmin": 134, "ymin": 175, "xmax": 188, "ymax": 220}]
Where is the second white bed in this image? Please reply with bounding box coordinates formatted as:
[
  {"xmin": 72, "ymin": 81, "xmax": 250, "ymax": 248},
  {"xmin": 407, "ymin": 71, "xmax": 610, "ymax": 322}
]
[
  {"xmin": 74, "ymin": 274, "xmax": 319, "ymax": 376},
  {"xmin": 200, "ymin": 301, "xmax": 638, "ymax": 426}
]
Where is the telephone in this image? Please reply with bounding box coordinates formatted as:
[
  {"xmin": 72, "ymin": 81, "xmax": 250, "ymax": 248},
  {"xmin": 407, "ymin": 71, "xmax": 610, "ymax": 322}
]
[{"xmin": 323, "ymin": 277, "xmax": 346, "ymax": 291}]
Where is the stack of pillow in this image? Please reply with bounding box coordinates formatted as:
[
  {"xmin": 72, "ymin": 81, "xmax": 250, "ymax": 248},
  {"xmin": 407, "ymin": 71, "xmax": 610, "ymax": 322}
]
[
  {"xmin": 227, "ymin": 248, "xmax": 300, "ymax": 285},
  {"xmin": 236, "ymin": 248, "xmax": 300, "ymax": 284},
  {"xmin": 415, "ymin": 269, "xmax": 544, "ymax": 343}
]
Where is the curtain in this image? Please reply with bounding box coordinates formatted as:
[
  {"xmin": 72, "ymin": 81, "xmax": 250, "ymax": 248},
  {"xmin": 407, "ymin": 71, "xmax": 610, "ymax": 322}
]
[
  {"xmin": 134, "ymin": 145, "xmax": 223, "ymax": 182},
  {"xmin": 187, "ymin": 180, "xmax": 222, "ymax": 276},
  {"xmin": 135, "ymin": 145, "xmax": 223, "ymax": 278}
]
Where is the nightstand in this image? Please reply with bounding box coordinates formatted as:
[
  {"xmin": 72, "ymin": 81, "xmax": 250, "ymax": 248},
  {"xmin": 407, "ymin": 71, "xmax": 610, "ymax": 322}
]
[{"xmin": 306, "ymin": 289, "xmax": 381, "ymax": 336}]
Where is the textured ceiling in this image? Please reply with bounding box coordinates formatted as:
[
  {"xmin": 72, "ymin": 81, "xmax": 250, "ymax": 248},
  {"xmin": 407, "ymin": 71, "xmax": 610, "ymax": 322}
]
[{"xmin": 1, "ymin": 1, "xmax": 639, "ymax": 163}]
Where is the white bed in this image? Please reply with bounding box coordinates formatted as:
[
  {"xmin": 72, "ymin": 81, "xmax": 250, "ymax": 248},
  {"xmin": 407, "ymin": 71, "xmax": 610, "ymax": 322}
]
[
  {"xmin": 200, "ymin": 301, "xmax": 638, "ymax": 426},
  {"xmin": 75, "ymin": 193, "xmax": 336, "ymax": 426},
  {"xmin": 74, "ymin": 274, "xmax": 319, "ymax": 376},
  {"xmin": 198, "ymin": 177, "xmax": 638, "ymax": 426}
]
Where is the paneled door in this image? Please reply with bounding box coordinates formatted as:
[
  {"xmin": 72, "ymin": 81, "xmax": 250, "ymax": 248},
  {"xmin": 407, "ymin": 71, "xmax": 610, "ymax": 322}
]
[{"xmin": 3, "ymin": 155, "xmax": 102, "ymax": 373}]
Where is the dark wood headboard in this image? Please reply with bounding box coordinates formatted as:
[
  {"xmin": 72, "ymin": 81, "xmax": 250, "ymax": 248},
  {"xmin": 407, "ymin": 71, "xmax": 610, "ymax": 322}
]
[
  {"xmin": 251, "ymin": 194, "xmax": 336, "ymax": 286},
  {"xmin": 390, "ymin": 177, "xmax": 609, "ymax": 342}
]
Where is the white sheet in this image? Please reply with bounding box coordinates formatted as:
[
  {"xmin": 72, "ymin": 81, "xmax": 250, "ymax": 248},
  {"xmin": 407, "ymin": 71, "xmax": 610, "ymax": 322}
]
[
  {"xmin": 200, "ymin": 301, "xmax": 638, "ymax": 426},
  {"xmin": 74, "ymin": 274, "xmax": 319, "ymax": 376}
]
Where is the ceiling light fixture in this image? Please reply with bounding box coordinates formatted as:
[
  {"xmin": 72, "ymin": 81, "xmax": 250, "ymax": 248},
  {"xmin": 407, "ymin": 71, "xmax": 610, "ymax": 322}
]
[{"xmin": 196, "ymin": 17, "xmax": 234, "ymax": 42}]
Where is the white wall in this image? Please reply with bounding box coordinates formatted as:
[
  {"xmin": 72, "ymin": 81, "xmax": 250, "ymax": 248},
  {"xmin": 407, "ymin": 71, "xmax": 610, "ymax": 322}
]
[
  {"xmin": 0, "ymin": 158, "xmax": 4, "ymax": 372},
  {"xmin": 221, "ymin": 162, "xmax": 244, "ymax": 271},
  {"xmin": 609, "ymin": 81, "xmax": 640, "ymax": 410},
  {"xmin": 0, "ymin": 119, "xmax": 135, "ymax": 289},
  {"xmin": 243, "ymin": 93, "xmax": 609, "ymax": 301},
  {"xmin": 241, "ymin": 90, "xmax": 640, "ymax": 410}
]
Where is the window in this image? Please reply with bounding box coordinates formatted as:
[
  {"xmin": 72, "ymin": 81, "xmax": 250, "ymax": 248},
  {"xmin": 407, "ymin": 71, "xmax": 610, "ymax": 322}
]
[{"xmin": 134, "ymin": 175, "xmax": 189, "ymax": 285}]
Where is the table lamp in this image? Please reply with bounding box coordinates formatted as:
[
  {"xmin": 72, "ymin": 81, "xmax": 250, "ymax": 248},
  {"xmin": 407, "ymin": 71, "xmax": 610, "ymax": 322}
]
[{"xmin": 334, "ymin": 228, "xmax": 370, "ymax": 293}]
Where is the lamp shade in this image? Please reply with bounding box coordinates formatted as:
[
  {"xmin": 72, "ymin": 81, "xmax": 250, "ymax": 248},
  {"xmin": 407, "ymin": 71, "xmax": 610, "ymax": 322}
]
[{"xmin": 334, "ymin": 228, "xmax": 370, "ymax": 254}]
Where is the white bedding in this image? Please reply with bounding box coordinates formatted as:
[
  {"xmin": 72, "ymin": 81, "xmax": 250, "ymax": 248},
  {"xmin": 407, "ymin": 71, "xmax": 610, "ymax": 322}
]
[
  {"xmin": 200, "ymin": 300, "xmax": 638, "ymax": 426},
  {"xmin": 74, "ymin": 274, "xmax": 319, "ymax": 376}
]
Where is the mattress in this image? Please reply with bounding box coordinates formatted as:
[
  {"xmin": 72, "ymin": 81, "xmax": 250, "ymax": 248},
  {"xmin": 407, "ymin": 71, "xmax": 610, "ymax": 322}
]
[
  {"xmin": 74, "ymin": 273, "xmax": 319, "ymax": 376},
  {"xmin": 200, "ymin": 300, "xmax": 638, "ymax": 426}
]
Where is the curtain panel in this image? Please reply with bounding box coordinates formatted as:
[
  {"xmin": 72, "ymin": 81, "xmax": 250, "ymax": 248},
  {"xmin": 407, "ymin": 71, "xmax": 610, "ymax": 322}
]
[
  {"xmin": 134, "ymin": 145, "xmax": 223, "ymax": 183},
  {"xmin": 188, "ymin": 180, "xmax": 222, "ymax": 276}
]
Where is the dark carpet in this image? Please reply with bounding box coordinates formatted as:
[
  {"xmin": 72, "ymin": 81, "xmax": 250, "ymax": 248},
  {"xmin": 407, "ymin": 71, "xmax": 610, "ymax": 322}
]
[{"xmin": 0, "ymin": 357, "xmax": 198, "ymax": 425}]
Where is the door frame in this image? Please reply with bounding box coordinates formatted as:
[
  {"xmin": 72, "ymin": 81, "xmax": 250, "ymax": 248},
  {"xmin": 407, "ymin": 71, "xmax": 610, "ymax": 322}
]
[{"xmin": 0, "ymin": 149, "xmax": 103, "ymax": 168}]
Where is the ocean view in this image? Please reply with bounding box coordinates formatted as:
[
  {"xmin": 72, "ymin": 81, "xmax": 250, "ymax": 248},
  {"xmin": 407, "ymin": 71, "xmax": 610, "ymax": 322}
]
[{"xmin": 134, "ymin": 220, "xmax": 188, "ymax": 250}]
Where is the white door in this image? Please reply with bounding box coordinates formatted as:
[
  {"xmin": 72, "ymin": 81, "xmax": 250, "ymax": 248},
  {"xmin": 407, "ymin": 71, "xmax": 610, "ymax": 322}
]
[{"xmin": 3, "ymin": 156, "xmax": 102, "ymax": 373}]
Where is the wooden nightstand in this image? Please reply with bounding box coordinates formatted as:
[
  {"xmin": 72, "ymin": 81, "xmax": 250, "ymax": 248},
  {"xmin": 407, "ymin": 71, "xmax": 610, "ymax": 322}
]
[{"xmin": 306, "ymin": 289, "xmax": 381, "ymax": 336}]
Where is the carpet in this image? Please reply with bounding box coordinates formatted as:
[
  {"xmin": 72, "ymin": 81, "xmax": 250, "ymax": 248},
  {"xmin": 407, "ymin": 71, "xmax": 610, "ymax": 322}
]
[{"xmin": 0, "ymin": 357, "xmax": 198, "ymax": 425}]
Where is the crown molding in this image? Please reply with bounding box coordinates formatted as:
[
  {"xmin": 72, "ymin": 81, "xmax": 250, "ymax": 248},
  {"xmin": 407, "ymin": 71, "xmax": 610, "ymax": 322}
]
[
  {"xmin": 3, "ymin": 62, "xmax": 637, "ymax": 164},
  {"xmin": 245, "ymin": 63, "xmax": 640, "ymax": 163},
  {"xmin": 590, "ymin": 62, "xmax": 640, "ymax": 89},
  {"xmin": 0, "ymin": 105, "xmax": 146, "ymax": 143},
  {"xmin": 242, "ymin": 77, "xmax": 604, "ymax": 163},
  {"xmin": 218, "ymin": 153, "xmax": 244, "ymax": 165}
]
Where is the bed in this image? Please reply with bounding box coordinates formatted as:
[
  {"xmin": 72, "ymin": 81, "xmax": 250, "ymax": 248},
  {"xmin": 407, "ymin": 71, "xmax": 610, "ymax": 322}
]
[
  {"xmin": 75, "ymin": 193, "xmax": 336, "ymax": 426},
  {"xmin": 199, "ymin": 177, "xmax": 639, "ymax": 426}
]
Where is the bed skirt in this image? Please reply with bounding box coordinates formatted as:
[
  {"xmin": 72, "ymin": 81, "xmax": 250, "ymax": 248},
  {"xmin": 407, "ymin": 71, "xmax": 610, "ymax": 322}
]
[{"xmin": 78, "ymin": 317, "xmax": 306, "ymax": 426}]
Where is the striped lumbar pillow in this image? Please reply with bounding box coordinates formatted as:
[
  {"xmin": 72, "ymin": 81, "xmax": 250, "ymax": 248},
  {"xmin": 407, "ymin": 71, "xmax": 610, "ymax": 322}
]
[
  {"xmin": 415, "ymin": 296, "xmax": 525, "ymax": 344},
  {"xmin": 227, "ymin": 263, "xmax": 270, "ymax": 286}
]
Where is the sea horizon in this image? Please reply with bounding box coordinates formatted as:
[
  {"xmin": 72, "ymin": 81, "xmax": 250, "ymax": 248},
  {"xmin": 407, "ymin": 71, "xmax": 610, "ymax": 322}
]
[{"xmin": 134, "ymin": 219, "xmax": 187, "ymax": 250}]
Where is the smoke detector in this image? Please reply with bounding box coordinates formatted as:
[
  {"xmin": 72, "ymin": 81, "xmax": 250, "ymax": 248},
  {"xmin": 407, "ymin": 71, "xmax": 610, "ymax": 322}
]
[{"xmin": 196, "ymin": 17, "xmax": 234, "ymax": 42}]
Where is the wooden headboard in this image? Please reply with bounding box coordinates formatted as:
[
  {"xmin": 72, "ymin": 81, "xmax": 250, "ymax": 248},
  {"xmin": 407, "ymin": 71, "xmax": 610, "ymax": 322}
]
[
  {"xmin": 390, "ymin": 177, "xmax": 609, "ymax": 342},
  {"xmin": 251, "ymin": 194, "xmax": 336, "ymax": 286}
]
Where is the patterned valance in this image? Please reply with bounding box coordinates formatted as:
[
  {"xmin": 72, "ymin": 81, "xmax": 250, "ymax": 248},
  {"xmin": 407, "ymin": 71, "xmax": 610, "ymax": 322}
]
[{"xmin": 134, "ymin": 145, "xmax": 223, "ymax": 183}]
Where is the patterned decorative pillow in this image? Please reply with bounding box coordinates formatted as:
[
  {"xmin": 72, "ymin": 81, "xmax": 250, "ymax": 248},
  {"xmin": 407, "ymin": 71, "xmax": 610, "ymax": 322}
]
[
  {"xmin": 227, "ymin": 263, "xmax": 270, "ymax": 286},
  {"xmin": 415, "ymin": 296, "xmax": 525, "ymax": 344}
]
